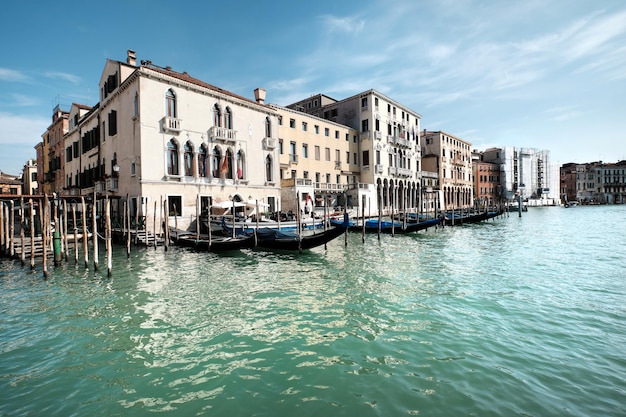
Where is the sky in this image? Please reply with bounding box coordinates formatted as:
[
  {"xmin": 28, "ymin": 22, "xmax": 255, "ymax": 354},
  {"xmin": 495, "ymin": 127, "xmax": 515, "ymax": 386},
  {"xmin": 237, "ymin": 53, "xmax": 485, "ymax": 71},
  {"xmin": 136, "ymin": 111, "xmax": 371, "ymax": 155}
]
[{"xmin": 1, "ymin": 0, "xmax": 625, "ymax": 176}]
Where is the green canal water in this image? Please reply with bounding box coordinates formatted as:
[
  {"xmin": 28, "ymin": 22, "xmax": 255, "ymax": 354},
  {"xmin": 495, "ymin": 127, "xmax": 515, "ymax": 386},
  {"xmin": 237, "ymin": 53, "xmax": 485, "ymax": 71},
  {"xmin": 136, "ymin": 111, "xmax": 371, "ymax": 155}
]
[{"xmin": 1, "ymin": 206, "xmax": 625, "ymax": 416}]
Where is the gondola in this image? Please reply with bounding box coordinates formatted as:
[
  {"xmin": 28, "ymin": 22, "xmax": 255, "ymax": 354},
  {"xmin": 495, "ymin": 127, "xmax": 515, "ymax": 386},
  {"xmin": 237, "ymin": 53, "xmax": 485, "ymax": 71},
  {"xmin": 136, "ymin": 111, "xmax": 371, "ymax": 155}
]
[
  {"xmin": 335, "ymin": 217, "xmax": 442, "ymax": 234},
  {"xmin": 223, "ymin": 213, "xmax": 349, "ymax": 251},
  {"xmin": 172, "ymin": 232, "xmax": 256, "ymax": 252}
]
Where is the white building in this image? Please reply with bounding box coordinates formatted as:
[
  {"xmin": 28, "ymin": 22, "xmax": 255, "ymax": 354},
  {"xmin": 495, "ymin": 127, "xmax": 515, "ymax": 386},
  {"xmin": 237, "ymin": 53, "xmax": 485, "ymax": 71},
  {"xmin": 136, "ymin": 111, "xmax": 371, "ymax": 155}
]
[
  {"xmin": 288, "ymin": 90, "xmax": 422, "ymax": 216},
  {"xmin": 62, "ymin": 50, "xmax": 281, "ymax": 229}
]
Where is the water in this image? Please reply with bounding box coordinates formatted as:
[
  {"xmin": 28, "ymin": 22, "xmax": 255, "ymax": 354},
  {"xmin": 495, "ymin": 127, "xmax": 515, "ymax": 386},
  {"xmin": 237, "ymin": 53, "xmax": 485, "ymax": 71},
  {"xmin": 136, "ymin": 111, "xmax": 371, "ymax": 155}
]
[{"xmin": 1, "ymin": 206, "xmax": 625, "ymax": 416}]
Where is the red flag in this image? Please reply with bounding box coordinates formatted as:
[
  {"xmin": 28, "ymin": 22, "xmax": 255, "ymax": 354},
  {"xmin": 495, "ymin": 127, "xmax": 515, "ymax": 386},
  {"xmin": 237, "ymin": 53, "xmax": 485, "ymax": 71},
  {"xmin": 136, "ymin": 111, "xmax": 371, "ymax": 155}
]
[{"xmin": 220, "ymin": 156, "xmax": 228, "ymax": 175}]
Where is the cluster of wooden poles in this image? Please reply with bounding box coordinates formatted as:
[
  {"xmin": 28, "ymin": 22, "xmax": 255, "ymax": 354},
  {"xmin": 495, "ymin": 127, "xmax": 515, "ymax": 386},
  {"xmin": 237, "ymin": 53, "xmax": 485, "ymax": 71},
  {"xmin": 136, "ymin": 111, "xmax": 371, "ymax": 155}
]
[{"xmin": 0, "ymin": 193, "xmax": 177, "ymax": 279}]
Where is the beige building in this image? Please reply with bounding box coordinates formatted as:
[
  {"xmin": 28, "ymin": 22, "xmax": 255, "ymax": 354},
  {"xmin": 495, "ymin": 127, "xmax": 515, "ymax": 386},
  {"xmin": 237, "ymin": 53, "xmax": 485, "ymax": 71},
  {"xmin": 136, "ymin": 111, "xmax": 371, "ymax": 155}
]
[
  {"xmin": 271, "ymin": 105, "xmax": 360, "ymax": 213},
  {"xmin": 421, "ymin": 130, "xmax": 473, "ymax": 210},
  {"xmin": 60, "ymin": 50, "xmax": 281, "ymax": 229},
  {"xmin": 40, "ymin": 105, "xmax": 69, "ymax": 195},
  {"xmin": 22, "ymin": 160, "xmax": 38, "ymax": 195}
]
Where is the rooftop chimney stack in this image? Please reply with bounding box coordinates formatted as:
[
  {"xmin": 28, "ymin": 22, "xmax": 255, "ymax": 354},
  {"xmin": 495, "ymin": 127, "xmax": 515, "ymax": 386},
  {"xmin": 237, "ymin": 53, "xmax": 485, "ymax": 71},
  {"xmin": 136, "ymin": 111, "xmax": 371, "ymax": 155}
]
[
  {"xmin": 254, "ymin": 88, "xmax": 266, "ymax": 105},
  {"xmin": 127, "ymin": 49, "xmax": 137, "ymax": 66}
]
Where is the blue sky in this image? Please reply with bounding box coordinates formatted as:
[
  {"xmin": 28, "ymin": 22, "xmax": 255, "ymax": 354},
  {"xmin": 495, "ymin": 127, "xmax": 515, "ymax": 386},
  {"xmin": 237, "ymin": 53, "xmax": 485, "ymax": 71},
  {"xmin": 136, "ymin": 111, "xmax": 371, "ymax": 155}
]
[{"xmin": 1, "ymin": 0, "xmax": 625, "ymax": 176}]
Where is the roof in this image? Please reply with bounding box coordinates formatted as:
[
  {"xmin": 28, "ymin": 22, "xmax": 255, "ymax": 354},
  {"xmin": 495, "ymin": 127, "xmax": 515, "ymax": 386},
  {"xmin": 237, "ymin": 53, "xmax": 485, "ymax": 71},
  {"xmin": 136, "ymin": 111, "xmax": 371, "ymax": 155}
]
[{"xmin": 139, "ymin": 64, "xmax": 270, "ymax": 111}]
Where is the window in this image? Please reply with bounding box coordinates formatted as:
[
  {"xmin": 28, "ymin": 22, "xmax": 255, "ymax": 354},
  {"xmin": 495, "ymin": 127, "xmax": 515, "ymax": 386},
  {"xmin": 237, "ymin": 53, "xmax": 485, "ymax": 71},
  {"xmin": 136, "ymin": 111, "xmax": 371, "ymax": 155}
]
[
  {"xmin": 363, "ymin": 150, "xmax": 370, "ymax": 166},
  {"xmin": 302, "ymin": 121, "xmax": 307, "ymax": 131},
  {"xmin": 314, "ymin": 125, "xmax": 319, "ymax": 134},
  {"xmin": 236, "ymin": 150, "xmax": 244, "ymax": 179},
  {"xmin": 324, "ymin": 128, "xmax": 329, "ymax": 137},
  {"xmin": 346, "ymin": 151, "xmax": 350, "ymax": 164},
  {"xmin": 167, "ymin": 140, "xmax": 179, "ymax": 176},
  {"xmin": 224, "ymin": 149, "xmax": 233, "ymax": 179},
  {"xmin": 354, "ymin": 153, "xmax": 358, "ymax": 165},
  {"xmin": 325, "ymin": 147, "xmax": 330, "ymax": 161},
  {"xmin": 375, "ymin": 119, "xmax": 380, "ymax": 131},
  {"xmin": 335, "ymin": 130, "xmax": 339, "ymax": 139},
  {"xmin": 166, "ymin": 89, "xmax": 177, "ymax": 118},
  {"xmin": 316, "ymin": 172, "xmax": 320, "ymax": 182},
  {"xmin": 265, "ymin": 117, "xmax": 272, "ymax": 138},
  {"xmin": 198, "ymin": 144, "xmax": 208, "ymax": 177},
  {"xmin": 134, "ymin": 92, "xmax": 139, "ymax": 117},
  {"xmin": 290, "ymin": 142, "xmax": 297, "ymax": 162},
  {"xmin": 315, "ymin": 145, "xmax": 320, "ymax": 160},
  {"xmin": 289, "ymin": 118, "xmax": 296, "ymax": 128},
  {"xmin": 375, "ymin": 97, "xmax": 379, "ymax": 107},
  {"xmin": 266, "ymin": 155, "xmax": 273, "ymax": 182},
  {"xmin": 131, "ymin": 161, "xmax": 136, "ymax": 176},
  {"xmin": 361, "ymin": 97, "xmax": 368, "ymax": 108},
  {"xmin": 335, "ymin": 149, "xmax": 340, "ymax": 162},
  {"xmin": 213, "ymin": 104, "xmax": 221, "ymax": 127},
  {"xmin": 302, "ymin": 143, "xmax": 308, "ymax": 158},
  {"xmin": 184, "ymin": 141, "xmax": 193, "ymax": 176},
  {"xmin": 168, "ymin": 195, "xmax": 182, "ymax": 216},
  {"xmin": 212, "ymin": 147, "xmax": 221, "ymax": 178},
  {"xmin": 361, "ymin": 119, "xmax": 369, "ymax": 132},
  {"xmin": 278, "ymin": 139, "xmax": 283, "ymax": 154},
  {"xmin": 345, "ymin": 133, "xmax": 349, "ymax": 141},
  {"xmin": 224, "ymin": 107, "xmax": 232, "ymax": 129}
]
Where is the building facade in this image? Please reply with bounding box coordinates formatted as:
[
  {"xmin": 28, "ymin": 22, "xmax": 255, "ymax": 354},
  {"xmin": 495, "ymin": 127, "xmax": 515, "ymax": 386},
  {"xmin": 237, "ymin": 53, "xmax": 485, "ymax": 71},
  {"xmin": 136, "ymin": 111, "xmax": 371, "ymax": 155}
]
[
  {"xmin": 473, "ymin": 160, "xmax": 501, "ymax": 207},
  {"xmin": 420, "ymin": 131, "xmax": 473, "ymax": 210},
  {"xmin": 56, "ymin": 50, "xmax": 281, "ymax": 229},
  {"xmin": 288, "ymin": 90, "xmax": 423, "ymax": 216},
  {"xmin": 22, "ymin": 160, "xmax": 38, "ymax": 195},
  {"xmin": 270, "ymin": 105, "xmax": 360, "ymax": 213},
  {"xmin": 40, "ymin": 105, "xmax": 69, "ymax": 195}
]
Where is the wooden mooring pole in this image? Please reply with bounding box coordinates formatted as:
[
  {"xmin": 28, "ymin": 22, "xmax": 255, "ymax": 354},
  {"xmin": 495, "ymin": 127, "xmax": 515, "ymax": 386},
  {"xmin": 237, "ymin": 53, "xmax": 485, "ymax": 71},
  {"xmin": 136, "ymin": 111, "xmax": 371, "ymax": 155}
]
[
  {"xmin": 81, "ymin": 197, "xmax": 89, "ymax": 268},
  {"xmin": 93, "ymin": 196, "xmax": 99, "ymax": 272},
  {"xmin": 106, "ymin": 198, "xmax": 112, "ymax": 277},
  {"xmin": 29, "ymin": 198, "xmax": 35, "ymax": 269}
]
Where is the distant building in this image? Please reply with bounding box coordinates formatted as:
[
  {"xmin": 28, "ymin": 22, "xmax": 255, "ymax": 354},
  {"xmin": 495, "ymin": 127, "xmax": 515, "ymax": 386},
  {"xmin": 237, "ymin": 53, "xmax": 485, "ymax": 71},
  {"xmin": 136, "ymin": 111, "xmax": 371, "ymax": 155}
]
[
  {"xmin": 0, "ymin": 171, "xmax": 21, "ymax": 196},
  {"xmin": 599, "ymin": 160, "xmax": 626, "ymax": 204},
  {"xmin": 22, "ymin": 160, "xmax": 38, "ymax": 195},
  {"xmin": 420, "ymin": 130, "xmax": 473, "ymax": 210},
  {"xmin": 482, "ymin": 146, "xmax": 559, "ymax": 205},
  {"xmin": 473, "ymin": 159, "xmax": 501, "ymax": 207},
  {"xmin": 40, "ymin": 105, "xmax": 69, "ymax": 195},
  {"xmin": 560, "ymin": 162, "xmax": 577, "ymax": 203}
]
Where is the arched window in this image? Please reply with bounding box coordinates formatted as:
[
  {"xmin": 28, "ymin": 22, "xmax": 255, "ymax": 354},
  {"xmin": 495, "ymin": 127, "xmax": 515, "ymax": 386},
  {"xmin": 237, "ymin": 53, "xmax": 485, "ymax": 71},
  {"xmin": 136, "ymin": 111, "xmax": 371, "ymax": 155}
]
[
  {"xmin": 198, "ymin": 144, "xmax": 208, "ymax": 177},
  {"xmin": 165, "ymin": 89, "xmax": 176, "ymax": 118},
  {"xmin": 212, "ymin": 147, "xmax": 221, "ymax": 178},
  {"xmin": 236, "ymin": 150, "xmax": 244, "ymax": 179},
  {"xmin": 167, "ymin": 139, "xmax": 179, "ymax": 175},
  {"xmin": 184, "ymin": 141, "xmax": 194, "ymax": 176},
  {"xmin": 266, "ymin": 155, "xmax": 273, "ymax": 182},
  {"xmin": 213, "ymin": 104, "xmax": 221, "ymax": 127},
  {"xmin": 265, "ymin": 116, "xmax": 272, "ymax": 138},
  {"xmin": 224, "ymin": 107, "xmax": 232, "ymax": 129},
  {"xmin": 224, "ymin": 149, "xmax": 233, "ymax": 179}
]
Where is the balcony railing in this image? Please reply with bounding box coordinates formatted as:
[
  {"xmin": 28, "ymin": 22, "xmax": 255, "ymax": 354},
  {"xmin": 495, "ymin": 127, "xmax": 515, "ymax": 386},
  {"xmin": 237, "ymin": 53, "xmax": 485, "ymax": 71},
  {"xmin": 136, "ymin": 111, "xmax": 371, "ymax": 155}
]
[
  {"xmin": 209, "ymin": 126, "xmax": 237, "ymax": 144},
  {"xmin": 263, "ymin": 137, "xmax": 277, "ymax": 150},
  {"xmin": 162, "ymin": 116, "xmax": 182, "ymax": 133},
  {"xmin": 374, "ymin": 164, "xmax": 384, "ymax": 174},
  {"xmin": 359, "ymin": 131, "xmax": 371, "ymax": 141},
  {"xmin": 374, "ymin": 131, "xmax": 382, "ymax": 140},
  {"xmin": 314, "ymin": 182, "xmax": 345, "ymax": 192}
]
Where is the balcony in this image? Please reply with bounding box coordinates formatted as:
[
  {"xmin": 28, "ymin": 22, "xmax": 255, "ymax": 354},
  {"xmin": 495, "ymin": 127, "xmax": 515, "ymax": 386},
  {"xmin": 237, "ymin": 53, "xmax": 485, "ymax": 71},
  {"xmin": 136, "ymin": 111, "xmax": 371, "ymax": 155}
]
[
  {"xmin": 359, "ymin": 131, "xmax": 371, "ymax": 141},
  {"xmin": 335, "ymin": 161, "xmax": 342, "ymax": 170},
  {"xmin": 209, "ymin": 126, "xmax": 237, "ymax": 145},
  {"xmin": 162, "ymin": 116, "xmax": 182, "ymax": 133},
  {"xmin": 397, "ymin": 167, "xmax": 413, "ymax": 177},
  {"xmin": 374, "ymin": 131, "xmax": 382, "ymax": 141},
  {"xmin": 314, "ymin": 182, "xmax": 345, "ymax": 192},
  {"xmin": 263, "ymin": 137, "xmax": 277, "ymax": 150},
  {"xmin": 374, "ymin": 164, "xmax": 384, "ymax": 174}
]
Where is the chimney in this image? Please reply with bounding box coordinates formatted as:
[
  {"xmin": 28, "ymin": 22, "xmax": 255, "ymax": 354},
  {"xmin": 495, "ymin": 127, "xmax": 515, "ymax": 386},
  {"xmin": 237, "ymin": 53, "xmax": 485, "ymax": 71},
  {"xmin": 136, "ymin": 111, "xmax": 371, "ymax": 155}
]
[
  {"xmin": 127, "ymin": 49, "xmax": 137, "ymax": 66},
  {"xmin": 254, "ymin": 88, "xmax": 266, "ymax": 105}
]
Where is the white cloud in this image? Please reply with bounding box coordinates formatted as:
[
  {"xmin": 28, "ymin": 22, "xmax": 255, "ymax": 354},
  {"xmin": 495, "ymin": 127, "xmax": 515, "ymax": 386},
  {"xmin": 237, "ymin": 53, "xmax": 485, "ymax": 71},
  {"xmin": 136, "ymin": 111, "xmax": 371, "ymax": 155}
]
[
  {"xmin": 319, "ymin": 15, "xmax": 365, "ymax": 34},
  {"xmin": 0, "ymin": 112, "xmax": 49, "ymax": 146},
  {"xmin": 44, "ymin": 71, "xmax": 82, "ymax": 84},
  {"xmin": 11, "ymin": 93, "xmax": 42, "ymax": 107},
  {"xmin": 0, "ymin": 68, "xmax": 29, "ymax": 82}
]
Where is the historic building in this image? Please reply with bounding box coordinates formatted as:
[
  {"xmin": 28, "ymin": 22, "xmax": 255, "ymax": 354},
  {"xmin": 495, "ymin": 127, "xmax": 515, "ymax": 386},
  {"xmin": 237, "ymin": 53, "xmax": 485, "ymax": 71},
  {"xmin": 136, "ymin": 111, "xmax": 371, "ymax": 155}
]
[
  {"xmin": 420, "ymin": 131, "xmax": 473, "ymax": 210},
  {"xmin": 288, "ymin": 90, "xmax": 422, "ymax": 215},
  {"xmin": 473, "ymin": 159, "xmax": 501, "ymax": 207},
  {"xmin": 270, "ymin": 105, "xmax": 360, "ymax": 213},
  {"xmin": 56, "ymin": 50, "xmax": 281, "ymax": 228},
  {"xmin": 39, "ymin": 105, "xmax": 69, "ymax": 195},
  {"xmin": 22, "ymin": 160, "xmax": 38, "ymax": 195}
]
